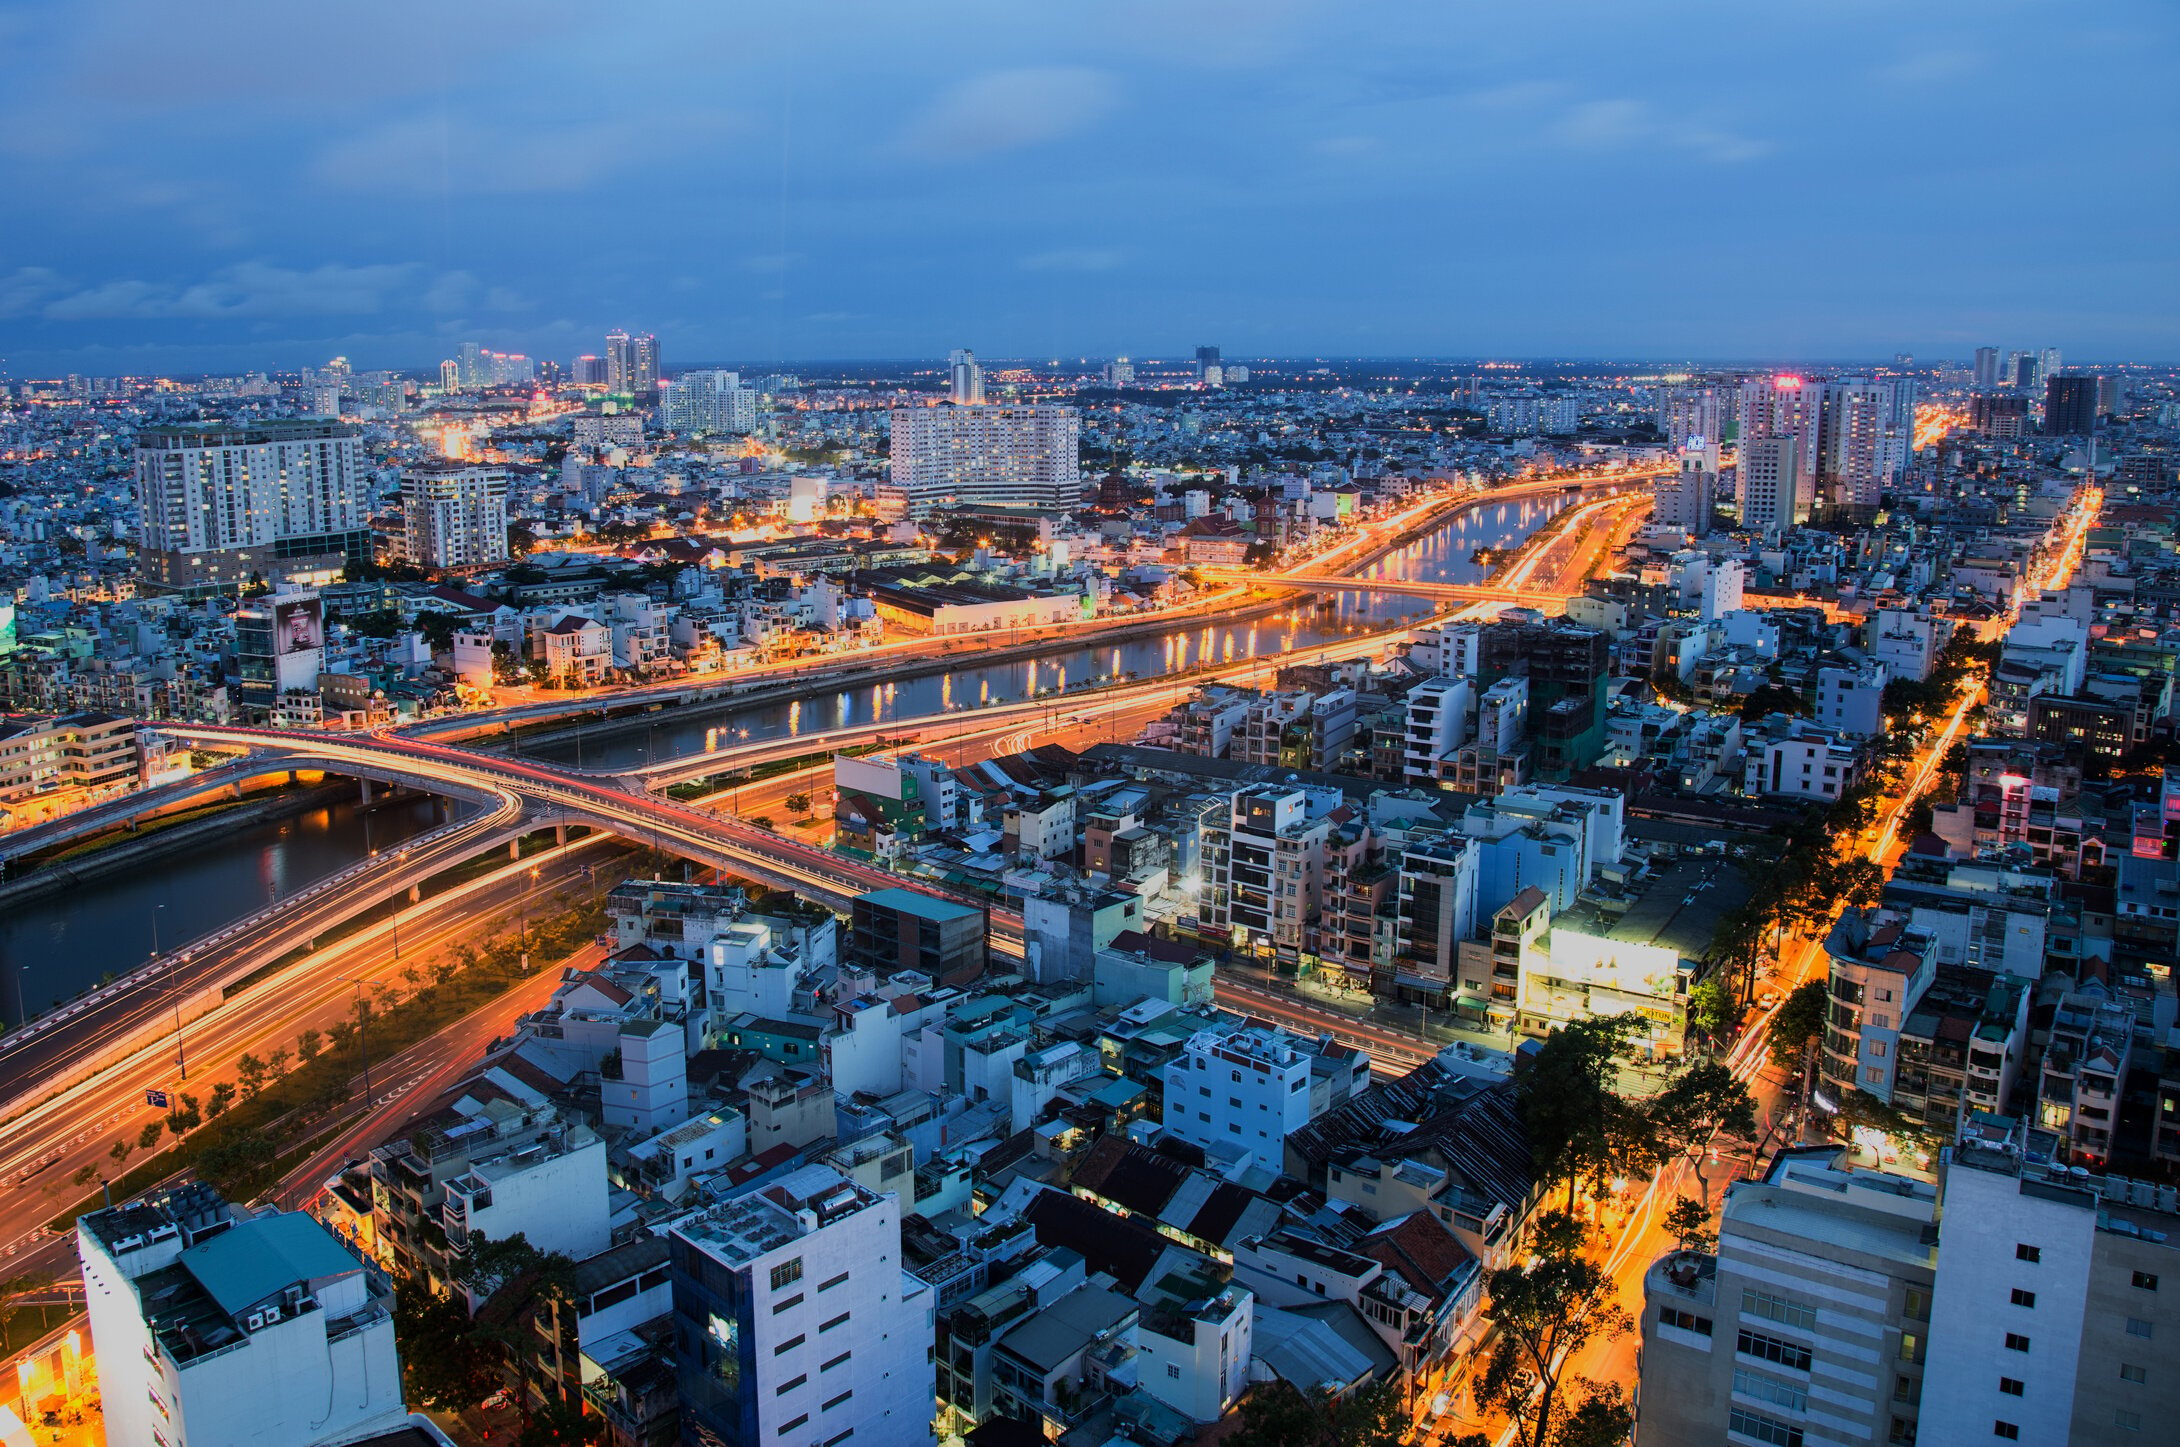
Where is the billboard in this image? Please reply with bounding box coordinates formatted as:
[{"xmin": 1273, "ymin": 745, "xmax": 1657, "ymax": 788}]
[{"xmin": 274, "ymin": 596, "xmax": 324, "ymax": 656}]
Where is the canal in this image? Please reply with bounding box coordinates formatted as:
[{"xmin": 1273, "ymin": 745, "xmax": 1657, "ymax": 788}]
[
  {"xmin": 0, "ymin": 490, "xmax": 1576, "ymax": 1019},
  {"xmin": 1, "ymin": 790, "xmax": 450, "ymax": 1022},
  {"xmin": 519, "ymin": 492, "xmax": 1580, "ymax": 772}
]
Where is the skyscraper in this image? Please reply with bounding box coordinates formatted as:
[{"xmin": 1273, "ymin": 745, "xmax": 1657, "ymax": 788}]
[
  {"xmin": 133, "ymin": 419, "xmax": 368, "ymax": 588},
  {"xmin": 1819, "ymin": 379, "xmax": 1912, "ymax": 510},
  {"xmin": 605, "ymin": 330, "xmax": 660, "ymax": 399},
  {"xmin": 457, "ymin": 340, "xmax": 484, "ymax": 387},
  {"xmin": 1195, "ymin": 344, "xmax": 1221, "ymax": 378},
  {"xmin": 1974, "ymin": 347, "xmax": 2001, "ymax": 389},
  {"xmin": 1739, "ymin": 435, "xmax": 1806, "ymax": 534},
  {"xmin": 1657, "ymin": 386, "xmax": 1725, "ymax": 468},
  {"xmin": 889, "ymin": 405, "xmax": 1080, "ymax": 516},
  {"xmin": 439, "ymin": 358, "xmax": 459, "ymax": 393},
  {"xmin": 1738, "ymin": 375, "xmax": 1821, "ymax": 508},
  {"xmin": 662, "ymin": 369, "xmax": 759, "ymax": 434},
  {"xmin": 1105, "ymin": 356, "xmax": 1134, "ymax": 387},
  {"xmin": 1653, "ymin": 442, "xmax": 1718, "ymax": 534},
  {"xmin": 402, "ymin": 462, "xmax": 511, "ymax": 569},
  {"xmin": 2044, "ymin": 374, "xmax": 2099, "ymax": 436},
  {"xmin": 947, "ymin": 348, "xmax": 984, "ymax": 405},
  {"xmin": 573, "ymin": 354, "xmax": 608, "ymax": 386}
]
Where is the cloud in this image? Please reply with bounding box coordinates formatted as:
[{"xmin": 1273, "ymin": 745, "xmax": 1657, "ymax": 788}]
[
  {"xmin": 1018, "ymin": 247, "xmax": 1129, "ymax": 273},
  {"xmin": 1550, "ymin": 99, "xmax": 1768, "ymax": 164},
  {"xmin": 0, "ymin": 267, "xmax": 65, "ymax": 317},
  {"xmin": 31, "ymin": 261, "xmax": 501, "ymax": 321},
  {"xmin": 309, "ymin": 109, "xmax": 737, "ymax": 196},
  {"xmin": 896, "ymin": 67, "xmax": 1117, "ymax": 160}
]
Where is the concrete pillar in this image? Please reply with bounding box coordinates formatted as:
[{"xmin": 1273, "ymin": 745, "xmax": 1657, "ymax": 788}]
[
  {"xmin": 510, "ymin": 840, "xmax": 522, "ymax": 860},
  {"xmin": 359, "ymin": 779, "xmax": 374, "ymax": 804},
  {"xmin": 555, "ymin": 824, "xmax": 568, "ymax": 846},
  {"xmin": 409, "ymin": 883, "xmax": 422, "ymax": 903}
]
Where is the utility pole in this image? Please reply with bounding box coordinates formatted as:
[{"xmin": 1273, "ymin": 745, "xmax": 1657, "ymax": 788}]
[{"xmin": 334, "ymin": 975, "xmax": 373, "ymax": 1107}]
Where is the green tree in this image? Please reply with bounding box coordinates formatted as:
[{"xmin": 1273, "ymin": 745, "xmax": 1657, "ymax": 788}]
[
  {"xmin": 164, "ymin": 1093, "xmax": 202, "ymax": 1136},
  {"xmin": 236, "ymin": 1052, "xmax": 269, "ymax": 1101},
  {"xmin": 523, "ymin": 1394, "xmax": 605, "ymax": 1446},
  {"xmin": 204, "ymin": 1082, "xmax": 236, "ymax": 1119},
  {"xmin": 784, "ymin": 792, "xmax": 812, "ymax": 817},
  {"xmin": 1768, "ymin": 982, "xmax": 1829, "ymax": 1072},
  {"xmin": 391, "ymin": 1282, "xmax": 504, "ymax": 1411},
  {"xmin": 266, "ymin": 1047, "xmax": 292, "ymax": 1078},
  {"xmin": 1664, "ymin": 1195, "xmax": 1717, "ymax": 1255},
  {"xmin": 1470, "ymin": 1251, "xmax": 1632, "ymax": 1447},
  {"xmin": 1642, "ymin": 1058, "xmax": 1758, "ymax": 1204},
  {"xmin": 1518, "ymin": 1014, "xmax": 1644, "ymax": 1209},
  {"xmin": 1686, "ymin": 977, "xmax": 1735, "ymax": 1042},
  {"xmin": 297, "ymin": 1028, "xmax": 323, "ymax": 1063},
  {"xmin": 136, "ymin": 1121, "xmax": 166, "ymax": 1152},
  {"xmin": 1226, "ymin": 1379, "xmax": 1406, "ymax": 1447}
]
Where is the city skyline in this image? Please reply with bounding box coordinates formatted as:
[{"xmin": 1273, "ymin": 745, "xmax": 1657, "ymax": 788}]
[{"xmin": 3, "ymin": 1, "xmax": 2177, "ymax": 373}]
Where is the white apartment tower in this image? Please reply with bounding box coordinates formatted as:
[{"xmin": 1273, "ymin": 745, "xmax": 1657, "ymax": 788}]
[
  {"xmin": 1653, "ymin": 442, "xmax": 1718, "ymax": 534},
  {"xmin": 671, "ymin": 1164, "xmax": 936, "ymax": 1447},
  {"xmin": 1738, "ymin": 435, "xmax": 1806, "ymax": 534},
  {"xmin": 948, "ymin": 348, "xmax": 985, "ymax": 405},
  {"xmin": 134, "ymin": 419, "xmax": 367, "ymax": 588},
  {"xmin": 889, "ymin": 405, "xmax": 1081, "ymax": 516},
  {"xmin": 79, "ymin": 1185, "xmax": 414, "ymax": 1447},
  {"xmin": 1819, "ymin": 378, "xmax": 1914, "ymax": 510},
  {"xmin": 605, "ymin": 329, "xmax": 659, "ymax": 398},
  {"xmin": 401, "ymin": 462, "xmax": 510, "ymax": 569},
  {"xmin": 663, "ymin": 369, "xmax": 759, "ymax": 435}
]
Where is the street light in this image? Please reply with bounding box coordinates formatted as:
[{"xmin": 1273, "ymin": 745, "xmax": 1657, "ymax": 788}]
[
  {"xmin": 332, "ymin": 974, "xmax": 373, "ymax": 1107},
  {"xmin": 153, "ymin": 903, "xmax": 187, "ymax": 1081}
]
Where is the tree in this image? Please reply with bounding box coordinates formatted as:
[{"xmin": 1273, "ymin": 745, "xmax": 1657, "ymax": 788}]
[
  {"xmin": 297, "ymin": 1028, "xmax": 323, "ymax": 1063},
  {"xmin": 1643, "ymin": 1059, "xmax": 1758, "ymax": 1204},
  {"xmin": 1664, "ymin": 1195, "xmax": 1718, "ymax": 1255},
  {"xmin": 392, "ymin": 1281, "xmax": 505, "ymax": 1411},
  {"xmin": 1226, "ymin": 1379, "xmax": 1406, "ymax": 1447},
  {"xmin": 108, "ymin": 1140, "xmax": 133, "ymax": 1172},
  {"xmin": 784, "ymin": 792, "xmax": 812, "ymax": 817},
  {"xmin": 1470, "ymin": 1251, "xmax": 1632, "ymax": 1447},
  {"xmin": 1738, "ymin": 683, "xmax": 1807, "ymax": 721},
  {"xmin": 1686, "ymin": 977, "xmax": 1735, "ymax": 1043},
  {"xmin": 236, "ymin": 1052, "xmax": 269, "ymax": 1101},
  {"xmin": 0, "ymin": 1274, "xmax": 52, "ymax": 1353},
  {"xmin": 164, "ymin": 1093, "xmax": 202, "ymax": 1136},
  {"xmin": 136, "ymin": 1121, "xmax": 166, "ymax": 1152},
  {"xmin": 522, "ymin": 1394, "xmax": 605, "ymax": 1446},
  {"xmin": 266, "ymin": 1047, "xmax": 292, "ymax": 1078},
  {"xmin": 1518, "ymin": 1014, "xmax": 1644, "ymax": 1209},
  {"xmin": 1768, "ymin": 982, "xmax": 1829, "ymax": 1072},
  {"xmin": 205, "ymin": 1082, "xmax": 236, "ymax": 1119}
]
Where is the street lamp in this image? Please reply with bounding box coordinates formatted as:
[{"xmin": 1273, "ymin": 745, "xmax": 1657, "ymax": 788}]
[
  {"xmin": 153, "ymin": 904, "xmax": 187, "ymax": 1081},
  {"xmin": 333, "ymin": 974, "xmax": 373, "ymax": 1107}
]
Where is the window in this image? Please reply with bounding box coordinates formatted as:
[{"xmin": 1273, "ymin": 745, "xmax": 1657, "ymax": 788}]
[
  {"xmin": 2116, "ymin": 1411, "xmax": 2142, "ymax": 1432},
  {"xmin": 1660, "ymin": 1307, "xmax": 1711, "ymax": 1335},
  {"xmin": 1894, "ymin": 1375, "xmax": 1915, "ymax": 1403},
  {"xmin": 821, "ymin": 1352, "xmax": 851, "ymax": 1373},
  {"xmin": 822, "ymin": 1390, "xmax": 853, "ymax": 1412},
  {"xmin": 1899, "ymin": 1331, "xmax": 1923, "ymax": 1364},
  {"xmin": 2010, "ymin": 1289, "xmax": 2036, "ymax": 1308},
  {"xmin": 2133, "ymin": 1271, "xmax": 2159, "ymax": 1292},
  {"xmin": 1903, "ymin": 1289, "xmax": 1930, "ymax": 1321},
  {"xmin": 819, "ymin": 1271, "xmax": 850, "ymax": 1293},
  {"xmin": 1743, "ymin": 1290, "xmax": 1817, "ymax": 1332},
  {"xmin": 1866, "ymin": 1068, "xmax": 1886, "ymax": 1085},
  {"xmin": 820, "ymin": 1312, "xmax": 851, "ymax": 1334},
  {"xmin": 2004, "ymin": 1334, "xmax": 2030, "ymax": 1353},
  {"xmin": 1733, "ymin": 1368, "xmax": 1808, "ymax": 1413},
  {"xmin": 779, "ymin": 1414, "xmax": 809, "ymax": 1434},
  {"xmin": 772, "ymin": 1293, "xmax": 804, "ymax": 1315},
  {"xmin": 776, "ymin": 1374, "xmax": 806, "ymax": 1395},
  {"xmin": 2125, "ymin": 1318, "xmax": 2154, "ymax": 1339},
  {"xmin": 1999, "ymin": 1378, "xmax": 2024, "ymax": 1396},
  {"xmin": 771, "ymin": 1258, "xmax": 804, "ymax": 1291},
  {"xmin": 774, "ymin": 1334, "xmax": 805, "ymax": 1355},
  {"xmin": 2015, "ymin": 1244, "xmax": 2041, "ymax": 1263},
  {"xmin": 2121, "ymin": 1363, "xmax": 2147, "ymax": 1385},
  {"xmin": 1993, "ymin": 1424, "xmax": 2019, "ymax": 1441},
  {"xmin": 1167, "ymin": 1364, "xmax": 1181, "ymax": 1379},
  {"xmin": 1737, "ymin": 1330, "xmax": 1813, "ymax": 1372},
  {"xmin": 823, "ymin": 1431, "xmax": 853, "ymax": 1447},
  {"xmin": 1727, "ymin": 1408, "xmax": 1804, "ymax": 1447}
]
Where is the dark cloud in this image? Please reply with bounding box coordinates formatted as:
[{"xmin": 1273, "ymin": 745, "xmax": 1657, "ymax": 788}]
[{"xmin": 2, "ymin": 0, "xmax": 2176, "ymax": 371}]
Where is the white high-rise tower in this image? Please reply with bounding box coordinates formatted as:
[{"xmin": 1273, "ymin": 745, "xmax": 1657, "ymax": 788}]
[{"xmin": 948, "ymin": 348, "xmax": 985, "ymax": 405}]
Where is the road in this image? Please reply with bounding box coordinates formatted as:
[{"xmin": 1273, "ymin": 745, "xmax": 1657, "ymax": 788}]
[{"xmin": 0, "ymin": 840, "xmax": 618, "ymax": 1288}]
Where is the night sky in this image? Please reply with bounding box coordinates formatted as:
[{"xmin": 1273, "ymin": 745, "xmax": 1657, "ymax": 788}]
[{"xmin": 2, "ymin": 0, "xmax": 2175, "ymax": 373}]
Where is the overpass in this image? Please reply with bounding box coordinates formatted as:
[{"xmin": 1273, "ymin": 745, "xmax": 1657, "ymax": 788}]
[{"xmin": 1189, "ymin": 572, "xmax": 1571, "ymax": 608}]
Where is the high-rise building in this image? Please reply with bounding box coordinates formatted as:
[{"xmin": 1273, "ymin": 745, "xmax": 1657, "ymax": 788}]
[
  {"xmin": 670, "ymin": 1164, "xmax": 936, "ymax": 1447},
  {"xmin": 1975, "ymin": 347, "xmax": 2001, "ymax": 389},
  {"xmin": 439, "ymin": 358, "xmax": 459, "ymax": 393},
  {"xmin": 2009, "ymin": 350, "xmax": 2041, "ymax": 392},
  {"xmin": 2039, "ymin": 346, "xmax": 2064, "ymax": 387},
  {"xmin": 1195, "ymin": 345, "xmax": 1221, "ymax": 378},
  {"xmin": 1970, "ymin": 392, "xmax": 2031, "ymax": 438},
  {"xmin": 1738, "ymin": 435, "xmax": 1806, "ymax": 533},
  {"xmin": 402, "ymin": 462, "xmax": 511, "ymax": 569},
  {"xmin": 947, "ymin": 348, "xmax": 984, "ymax": 405},
  {"xmin": 2045, "ymin": 374, "xmax": 2100, "ymax": 436},
  {"xmin": 1634, "ymin": 1148, "xmax": 1939, "ymax": 1447},
  {"xmin": 457, "ymin": 340, "xmax": 484, "ymax": 387},
  {"xmin": 234, "ymin": 587, "xmax": 324, "ymax": 716},
  {"xmin": 1104, "ymin": 356, "xmax": 1134, "ymax": 387},
  {"xmin": 133, "ymin": 419, "xmax": 368, "ymax": 589},
  {"xmin": 1653, "ymin": 442, "xmax": 1717, "ymax": 534},
  {"xmin": 889, "ymin": 405, "xmax": 1080, "ymax": 516},
  {"xmin": 1737, "ymin": 376, "xmax": 1821, "ymax": 506},
  {"xmin": 1921, "ymin": 1121, "xmax": 2180, "ymax": 1444},
  {"xmin": 605, "ymin": 330, "xmax": 660, "ymax": 399},
  {"xmin": 2097, "ymin": 373, "xmax": 2123, "ymax": 417},
  {"xmin": 1657, "ymin": 386, "xmax": 1725, "ymax": 467},
  {"xmin": 79, "ymin": 1185, "xmax": 417, "ymax": 1447},
  {"xmin": 1819, "ymin": 378, "xmax": 1911, "ymax": 509},
  {"xmin": 573, "ymin": 354, "xmax": 608, "ymax": 386},
  {"xmin": 662, "ymin": 369, "xmax": 759, "ymax": 434}
]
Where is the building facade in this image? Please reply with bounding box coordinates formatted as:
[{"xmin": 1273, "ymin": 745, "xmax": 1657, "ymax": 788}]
[
  {"xmin": 402, "ymin": 462, "xmax": 510, "ymax": 570},
  {"xmin": 889, "ymin": 405, "xmax": 1080, "ymax": 516}
]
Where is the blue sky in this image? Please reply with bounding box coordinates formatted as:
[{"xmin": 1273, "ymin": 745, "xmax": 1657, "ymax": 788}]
[{"xmin": 1, "ymin": 0, "xmax": 2174, "ymax": 374}]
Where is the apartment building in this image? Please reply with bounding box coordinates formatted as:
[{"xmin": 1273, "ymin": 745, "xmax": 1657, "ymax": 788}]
[
  {"xmin": 1923, "ymin": 1119, "xmax": 2180, "ymax": 1444},
  {"xmin": 401, "ymin": 461, "xmax": 510, "ymax": 569},
  {"xmin": 1162, "ymin": 1025, "xmax": 1329, "ymax": 1174},
  {"xmin": 670, "ymin": 1164, "xmax": 936, "ymax": 1447},
  {"xmin": 889, "ymin": 404, "xmax": 1080, "ymax": 515},
  {"xmin": 133, "ymin": 418, "xmax": 369, "ymax": 588},
  {"xmin": 80, "ymin": 1185, "xmax": 418, "ymax": 1447},
  {"xmin": 1635, "ymin": 1148, "xmax": 1939, "ymax": 1447},
  {"xmin": 1818, "ymin": 911, "xmax": 1937, "ymax": 1109},
  {"xmin": 1201, "ymin": 784, "xmax": 1335, "ymax": 958}
]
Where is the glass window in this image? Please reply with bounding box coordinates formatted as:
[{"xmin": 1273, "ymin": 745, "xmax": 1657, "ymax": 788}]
[
  {"xmin": 1733, "ymin": 1368, "xmax": 1808, "ymax": 1413},
  {"xmin": 1999, "ymin": 1377, "xmax": 2024, "ymax": 1396},
  {"xmin": 770, "ymin": 1258, "xmax": 804, "ymax": 1291},
  {"xmin": 2133, "ymin": 1272, "xmax": 2158, "ymax": 1292},
  {"xmin": 1737, "ymin": 1329, "xmax": 1813, "ymax": 1372},
  {"xmin": 1993, "ymin": 1424, "xmax": 2019, "ymax": 1441},
  {"xmin": 1742, "ymin": 1290, "xmax": 1818, "ymax": 1332},
  {"xmin": 2015, "ymin": 1244, "xmax": 2040, "ymax": 1263},
  {"xmin": 1726, "ymin": 1408, "xmax": 1803, "ymax": 1447},
  {"xmin": 2120, "ymin": 1364, "xmax": 2148, "ymax": 1385},
  {"xmin": 2125, "ymin": 1318, "xmax": 2154, "ymax": 1339},
  {"xmin": 2010, "ymin": 1289, "xmax": 2036, "ymax": 1308},
  {"xmin": 2004, "ymin": 1333, "xmax": 2030, "ymax": 1352}
]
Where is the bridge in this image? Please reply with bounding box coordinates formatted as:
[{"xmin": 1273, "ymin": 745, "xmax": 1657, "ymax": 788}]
[{"xmin": 1192, "ymin": 572, "xmax": 1572, "ymax": 607}]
